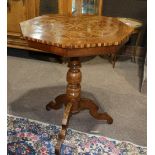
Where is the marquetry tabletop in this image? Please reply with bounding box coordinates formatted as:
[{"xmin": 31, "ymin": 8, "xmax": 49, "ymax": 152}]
[{"xmin": 20, "ymin": 14, "xmax": 134, "ymax": 57}]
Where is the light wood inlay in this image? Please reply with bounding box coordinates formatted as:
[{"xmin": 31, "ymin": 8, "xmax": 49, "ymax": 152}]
[{"xmin": 20, "ymin": 14, "xmax": 134, "ymax": 50}]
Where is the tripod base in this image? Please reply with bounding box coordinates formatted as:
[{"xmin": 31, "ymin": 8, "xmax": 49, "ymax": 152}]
[{"xmin": 46, "ymin": 58, "xmax": 113, "ymax": 154}]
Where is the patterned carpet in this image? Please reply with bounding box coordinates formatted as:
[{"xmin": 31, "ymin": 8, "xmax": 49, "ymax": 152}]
[{"xmin": 8, "ymin": 115, "xmax": 146, "ymax": 155}]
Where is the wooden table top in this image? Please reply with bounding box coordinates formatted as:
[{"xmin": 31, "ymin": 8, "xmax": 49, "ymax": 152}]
[{"xmin": 20, "ymin": 14, "xmax": 134, "ymax": 57}]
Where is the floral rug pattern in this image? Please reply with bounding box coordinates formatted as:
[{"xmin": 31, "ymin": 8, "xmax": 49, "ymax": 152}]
[{"xmin": 7, "ymin": 115, "xmax": 147, "ymax": 155}]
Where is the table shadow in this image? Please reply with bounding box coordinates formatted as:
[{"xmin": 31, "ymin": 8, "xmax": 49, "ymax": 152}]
[{"xmin": 8, "ymin": 85, "xmax": 108, "ymax": 133}]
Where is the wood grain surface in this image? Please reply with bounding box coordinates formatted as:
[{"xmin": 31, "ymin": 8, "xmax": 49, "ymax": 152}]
[{"xmin": 20, "ymin": 14, "xmax": 134, "ymax": 49}]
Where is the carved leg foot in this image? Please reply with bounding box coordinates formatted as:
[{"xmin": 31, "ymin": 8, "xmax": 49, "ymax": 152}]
[
  {"xmin": 46, "ymin": 94, "xmax": 67, "ymax": 111},
  {"xmin": 55, "ymin": 102, "xmax": 72, "ymax": 155},
  {"xmin": 80, "ymin": 98, "xmax": 113, "ymax": 124}
]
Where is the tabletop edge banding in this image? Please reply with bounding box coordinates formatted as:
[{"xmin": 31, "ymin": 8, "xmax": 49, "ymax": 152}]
[
  {"xmin": 27, "ymin": 39, "xmax": 124, "ymax": 57},
  {"xmin": 24, "ymin": 35, "xmax": 130, "ymax": 49}
]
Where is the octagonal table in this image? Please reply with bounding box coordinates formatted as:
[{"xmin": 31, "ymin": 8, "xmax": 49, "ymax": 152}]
[{"xmin": 20, "ymin": 14, "xmax": 133, "ymax": 154}]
